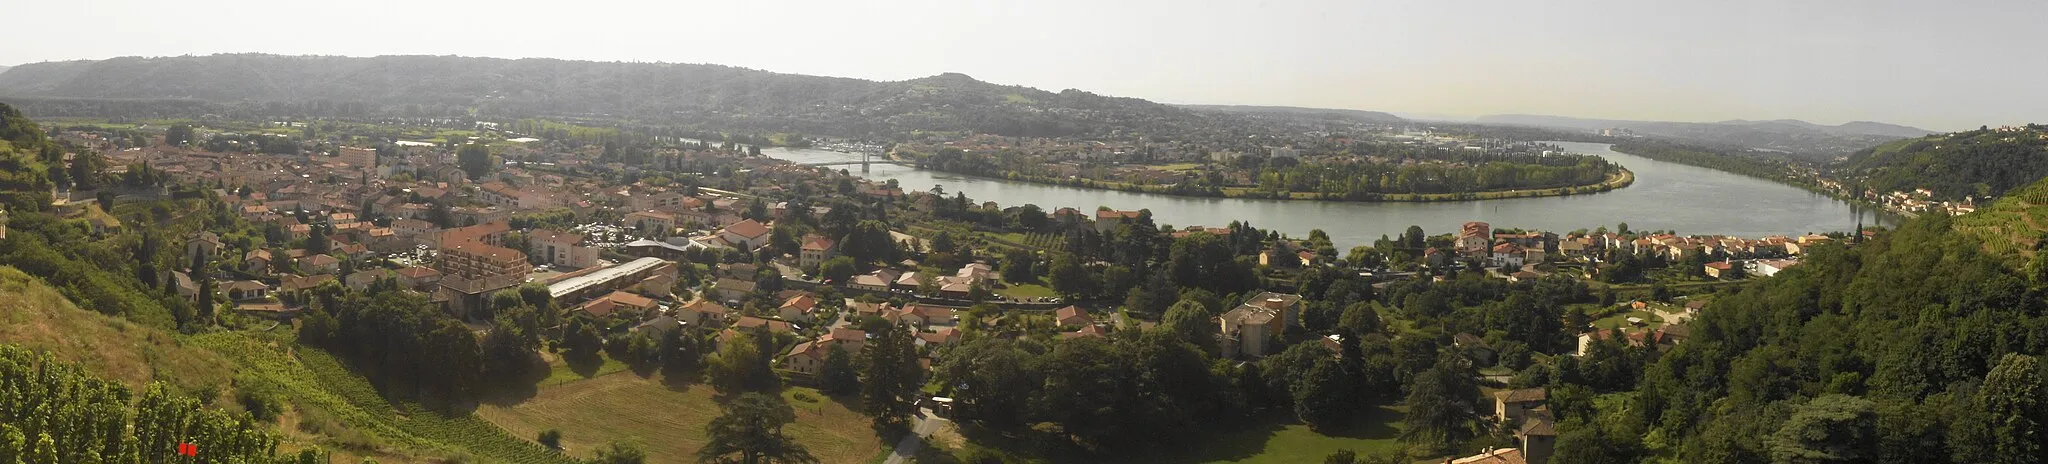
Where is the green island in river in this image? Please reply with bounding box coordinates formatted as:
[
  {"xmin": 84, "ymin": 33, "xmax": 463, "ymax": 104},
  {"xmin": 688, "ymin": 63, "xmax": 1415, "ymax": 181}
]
[{"xmin": 895, "ymin": 138, "xmax": 1635, "ymax": 202}]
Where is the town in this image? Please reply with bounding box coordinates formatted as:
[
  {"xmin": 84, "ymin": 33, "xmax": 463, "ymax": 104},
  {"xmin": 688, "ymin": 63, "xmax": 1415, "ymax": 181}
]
[{"xmin": 0, "ymin": 113, "xmax": 1877, "ymax": 463}]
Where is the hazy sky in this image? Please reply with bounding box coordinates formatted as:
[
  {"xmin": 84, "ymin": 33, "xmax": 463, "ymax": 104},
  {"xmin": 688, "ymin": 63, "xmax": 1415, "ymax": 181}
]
[{"xmin": 6, "ymin": 0, "xmax": 2044, "ymax": 130}]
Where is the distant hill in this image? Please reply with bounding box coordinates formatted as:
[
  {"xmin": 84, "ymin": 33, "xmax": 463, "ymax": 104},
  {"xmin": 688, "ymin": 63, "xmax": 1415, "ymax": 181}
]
[
  {"xmin": 1176, "ymin": 104, "xmax": 1406, "ymax": 124},
  {"xmin": 0, "ymin": 54, "xmax": 1258, "ymax": 139},
  {"xmin": 1476, "ymin": 113, "xmax": 1932, "ymax": 156},
  {"xmin": 1839, "ymin": 124, "xmax": 2048, "ymax": 200},
  {"xmin": 0, "ymin": 64, "xmax": 11, "ymax": 75}
]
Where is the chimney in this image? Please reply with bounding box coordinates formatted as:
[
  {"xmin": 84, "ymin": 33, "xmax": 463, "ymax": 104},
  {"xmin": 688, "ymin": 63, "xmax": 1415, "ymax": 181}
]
[{"xmin": 1263, "ymin": 298, "xmax": 1284, "ymax": 310}]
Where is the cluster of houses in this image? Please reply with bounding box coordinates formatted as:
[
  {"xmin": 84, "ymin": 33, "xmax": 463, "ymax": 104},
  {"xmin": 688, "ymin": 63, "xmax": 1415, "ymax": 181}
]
[
  {"xmin": 845, "ymin": 262, "xmax": 996, "ymax": 300},
  {"xmin": 1420, "ymin": 221, "xmax": 1818, "ymax": 280},
  {"xmin": 1872, "ymin": 188, "xmax": 1976, "ymax": 217}
]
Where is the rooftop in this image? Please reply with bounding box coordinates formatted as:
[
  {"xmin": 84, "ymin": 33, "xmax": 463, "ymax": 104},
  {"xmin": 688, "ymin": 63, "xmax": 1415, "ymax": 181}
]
[{"xmin": 547, "ymin": 257, "xmax": 667, "ymax": 298}]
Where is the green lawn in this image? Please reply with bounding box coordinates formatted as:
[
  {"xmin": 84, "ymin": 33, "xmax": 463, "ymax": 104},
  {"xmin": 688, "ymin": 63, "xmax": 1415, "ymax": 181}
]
[
  {"xmin": 1590, "ymin": 309, "xmax": 1665, "ymax": 330},
  {"xmin": 540, "ymin": 352, "xmax": 631, "ymax": 386},
  {"xmin": 1173, "ymin": 406, "xmax": 1409, "ymax": 463},
  {"xmin": 997, "ymin": 283, "xmax": 1056, "ymax": 299}
]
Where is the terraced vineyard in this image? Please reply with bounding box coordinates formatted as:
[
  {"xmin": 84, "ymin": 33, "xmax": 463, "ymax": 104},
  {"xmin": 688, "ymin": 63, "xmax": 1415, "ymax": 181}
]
[{"xmin": 1954, "ymin": 175, "xmax": 2048, "ymax": 263}]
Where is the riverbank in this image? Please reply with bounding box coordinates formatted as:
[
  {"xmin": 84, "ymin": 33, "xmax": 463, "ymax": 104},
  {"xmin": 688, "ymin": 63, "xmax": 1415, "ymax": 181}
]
[
  {"xmin": 1603, "ymin": 143, "xmax": 1907, "ymax": 222},
  {"xmin": 761, "ymin": 142, "xmax": 1886, "ymax": 248},
  {"xmin": 908, "ymin": 164, "xmax": 1635, "ymax": 203}
]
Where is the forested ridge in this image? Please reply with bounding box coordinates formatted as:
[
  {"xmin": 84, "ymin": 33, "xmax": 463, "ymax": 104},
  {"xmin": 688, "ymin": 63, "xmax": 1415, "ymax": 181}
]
[
  {"xmin": 1840, "ymin": 124, "xmax": 2048, "ymax": 200},
  {"xmin": 0, "ymin": 55, "xmax": 1288, "ymax": 139}
]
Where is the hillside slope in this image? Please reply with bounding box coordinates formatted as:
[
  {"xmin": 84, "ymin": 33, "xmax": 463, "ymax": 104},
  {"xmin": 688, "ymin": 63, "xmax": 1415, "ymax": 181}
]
[
  {"xmin": 0, "ymin": 265, "xmax": 233, "ymax": 394},
  {"xmin": 1953, "ymin": 172, "xmax": 2048, "ymax": 264},
  {"xmin": 0, "ymin": 54, "xmax": 1248, "ymax": 139},
  {"xmin": 0, "ymin": 265, "xmax": 565, "ymax": 463},
  {"xmin": 1840, "ymin": 124, "xmax": 2048, "ymax": 201}
]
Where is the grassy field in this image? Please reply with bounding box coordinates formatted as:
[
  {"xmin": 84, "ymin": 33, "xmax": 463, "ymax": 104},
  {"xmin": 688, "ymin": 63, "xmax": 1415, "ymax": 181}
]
[
  {"xmin": 477, "ymin": 373, "xmax": 884, "ymax": 463},
  {"xmin": 1167, "ymin": 406, "xmax": 1410, "ymax": 463},
  {"xmin": 1146, "ymin": 163, "xmax": 1205, "ymax": 172},
  {"xmin": 538, "ymin": 351, "xmax": 632, "ymax": 386},
  {"xmin": 997, "ymin": 283, "xmax": 1056, "ymax": 299}
]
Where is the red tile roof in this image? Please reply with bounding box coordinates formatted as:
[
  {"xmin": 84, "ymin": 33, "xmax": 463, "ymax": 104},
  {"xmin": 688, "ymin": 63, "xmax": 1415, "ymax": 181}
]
[{"xmin": 724, "ymin": 219, "xmax": 771, "ymax": 239}]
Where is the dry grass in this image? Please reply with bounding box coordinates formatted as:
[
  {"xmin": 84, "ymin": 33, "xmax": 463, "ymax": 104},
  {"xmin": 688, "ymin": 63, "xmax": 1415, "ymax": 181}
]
[
  {"xmin": 477, "ymin": 373, "xmax": 882, "ymax": 463},
  {"xmin": 0, "ymin": 265, "xmax": 235, "ymax": 394}
]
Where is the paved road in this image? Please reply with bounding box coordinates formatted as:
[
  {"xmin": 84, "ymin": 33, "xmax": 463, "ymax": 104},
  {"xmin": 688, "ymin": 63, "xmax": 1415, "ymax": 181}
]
[{"xmin": 882, "ymin": 408, "xmax": 948, "ymax": 464}]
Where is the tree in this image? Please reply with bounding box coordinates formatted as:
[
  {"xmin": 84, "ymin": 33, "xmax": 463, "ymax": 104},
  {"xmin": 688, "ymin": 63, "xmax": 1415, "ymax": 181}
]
[
  {"xmin": 1956, "ymin": 353, "xmax": 2046, "ymax": 464},
  {"xmin": 457, "ymin": 143, "xmax": 493, "ymax": 180},
  {"xmin": 1338, "ymin": 302, "xmax": 1382, "ymax": 335},
  {"xmin": 1046, "ymin": 252, "xmax": 1095, "ymax": 300},
  {"xmin": 708, "ymin": 330, "xmax": 779, "ymax": 393},
  {"xmin": 1324, "ymin": 449, "xmax": 1361, "ymax": 464},
  {"xmin": 840, "ymin": 220, "xmax": 899, "ymax": 264},
  {"xmin": 820, "ymin": 347, "xmax": 859, "ymax": 395},
  {"xmin": 660, "ymin": 328, "xmax": 702, "ymax": 381},
  {"xmin": 166, "ymin": 124, "xmax": 195, "ymax": 146},
  {"xmin": 1000, "ymin": 247, "xmax": 1035, "ymax": 283},
  {"xmin": 1400, "ymin": 361, "xmax": 1477, "ymax": 455},
  {"xmin": 1402, "ymin": 225, "xmax": 1426, "ymax": 250},
  {"xmin": 862, "ymin": 323, "xmax": 921, "ymax": 437},
  {"xmin": 1295, "ymin": 358, "xmax": 1357, "ymax": 432},
  {"xmin": 699, "ymin": 393, "xmax": 819, "ymax": 464},
  {"xmin": 818, "ymin": 256, "xmax": 856, "ymax": 284},
  {"xmin": 936, "ymin": 339, "xmax": 1037, "ymax": 427},
  {"xmin": 592, "ymin": 441, "xmax": 647, "ymax": 464},
  {"xmin": 1550, "ymin": 420, "xmax": 1639, "ymax": 464},
  {"xmin": 1160, "ymin": 299, "xmax": 1217, "ymax": 354},
  {"xmin": 562, "ymin": 317, "xmax": 605, "ymax": 365},
  {"xmin": 1767, "ymin": 394, "xmax": 1878, "ymax": 464}
]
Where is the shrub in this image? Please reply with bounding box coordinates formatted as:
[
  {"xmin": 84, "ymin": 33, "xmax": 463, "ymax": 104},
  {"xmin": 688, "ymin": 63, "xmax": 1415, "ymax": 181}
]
[{"xmin": 538, "ymin": 429, "xmax": 563, "ymax": 450}]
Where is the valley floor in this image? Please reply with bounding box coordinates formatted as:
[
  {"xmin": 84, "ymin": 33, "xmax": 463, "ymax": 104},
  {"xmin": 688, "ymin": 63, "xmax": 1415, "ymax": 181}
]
[{"xmin": 478, "ymin": 365, "xmax": 884, "ymax": 463}]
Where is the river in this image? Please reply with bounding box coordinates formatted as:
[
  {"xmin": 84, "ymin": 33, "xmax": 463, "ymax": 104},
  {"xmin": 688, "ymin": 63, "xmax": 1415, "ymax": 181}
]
[{"xmin": 761, "ymin": 142, "xmax": 1893, "ymax": 249}]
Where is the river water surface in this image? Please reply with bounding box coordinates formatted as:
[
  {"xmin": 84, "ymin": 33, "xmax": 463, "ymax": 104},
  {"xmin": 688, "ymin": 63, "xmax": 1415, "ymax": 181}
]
[{"xmin": 762, "ymin": 142, "xmax": 1891, "ymax": 248}]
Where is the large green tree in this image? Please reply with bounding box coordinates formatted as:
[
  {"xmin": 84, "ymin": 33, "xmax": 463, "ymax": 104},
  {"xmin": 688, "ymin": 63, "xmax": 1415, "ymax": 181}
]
[
  {"xmin": 861, "ymin": 323, "xmax": 922, "ymax": 437},
  {"xmin": 1295, "ymin": 358, "xmax": 1357, "ymax": 432},
  {"xmin": 699, "ymin": 393, "xmax": 819, "ymax": 464},
  {"xmin": 1767, "ymin": 395, "xmax": 1879, "ymax": 464},
  {"xmin": 457, "ymin": 143, "xmax": 492, "ymax": 180}
]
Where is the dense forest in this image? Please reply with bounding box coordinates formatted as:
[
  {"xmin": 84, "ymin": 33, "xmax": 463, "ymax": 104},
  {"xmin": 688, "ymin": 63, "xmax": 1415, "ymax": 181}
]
[
  {"xmin": 1841, "ymin": 125, "xmax": 2048, "ymax": 200},
  {"xmin": 0, "ymin": 55, "xmax": 1318, "ymax": 140}
]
